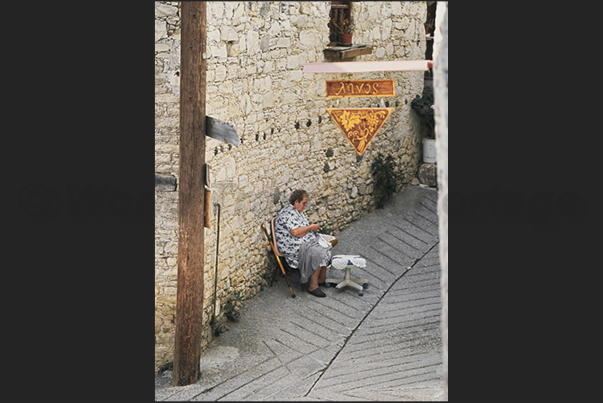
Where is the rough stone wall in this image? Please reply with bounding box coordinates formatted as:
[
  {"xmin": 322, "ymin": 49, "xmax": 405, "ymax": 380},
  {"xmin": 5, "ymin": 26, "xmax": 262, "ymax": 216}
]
[{"xmin": 155, "ymin": 1, "xmax": 428, "ymax": 369}]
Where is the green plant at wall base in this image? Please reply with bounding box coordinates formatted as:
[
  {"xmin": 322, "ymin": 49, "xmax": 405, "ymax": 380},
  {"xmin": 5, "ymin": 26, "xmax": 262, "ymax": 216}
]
[
  {"xmin": 209, "ymin": 315, "xmax": 229, "ymax": 337},
  {"xmin": 371, "ymin": 153, "xmax": 402, "ymax": 209},
  {"xmin": 410, "ymin": 85, "xmax": 435, "ymax": 139},
  {"xmin": 157, "ymin": 359, "xmax": 173, "ymax": 375},
  {"xmin": 224, "ymin": 291, "xmax": 246, "ymax": 322}
]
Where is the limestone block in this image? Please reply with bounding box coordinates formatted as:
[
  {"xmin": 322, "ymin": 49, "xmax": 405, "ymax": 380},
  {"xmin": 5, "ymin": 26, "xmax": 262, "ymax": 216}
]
[
  {"xmin": 386, "ymin": 43, "xmax": 394, "ymax": 56},
  {"xmin": 238, "ymin": 33, "xmax": 247, "ymax": 51},
  {"xmin": 381, "ymin": 18, "xmax": 393, "ymax": 39},
  {"xmin": 263, "ymin": 60, "xmax": 274, "ymax": 74},
  {"xmin": 221, "ymin": 26, "xmax": 238, "ymax": 42},
  {"xmin": 300, "ymin": 2, "xmax": 311, "ymax": 14},
  {"xmin": 286, "ymin": 55, "xmax": 300, "ymax": 69},
  {"xmin": 210, "ymin": 44, "xmax": 227, "ymax": 59},
  {"xmin": 299, "ymin": 31, "xmax": 317, "ymax": 47},
  {"xmin": 215, "ymin": 64, "xmax": 227, "ymax": 81},
  {"xmin": 277, "ymin": 37, "xmax": 291, "ymax": 48},
  {"xmin": 263, "ymin": 92, "xmax": 275, "ymax": 108},
  {"xmin": 289, "ymin": 70, "xmax": 302, "ymax": 82},
  {"xmin": 211, "ymin": 2, "xmax": 224, "ymax": 18},
  {"xmin": 296, "ymin": 15, "xmax": 308, "ymax": 28},
  {"xmin": 370, "ymin": 26, "xmax": 381, "ymax": 41},
  {"xmin": 247, "ymin": 30, "xmax": 260, "ymax": 54},
  {"xmin": 155, "ymin": 3, "xmax": 178, "ymax": 17},
  {"xmin": 224, "ymin": 2, "xmax": 236, "ymax": 18},
  {"xmin": 233, "ymin": 3, "xmax": 244, "ymax": 19},
  {"xmin": 391, "ymin": 2, "xmax": 402, "ymax": 15},
  {"xmin": 241, "ymin": 93, "xmax": 252, "ymax": 115},
  {"xmin": 268, "ymin": 21, "xmax": 281, "ymax": 36},
  {"xmin": 225, "ymin": 156, "xmax": 236, "ymax": 177},
  {"xmin": 276, "ymin": 57, "xmax": 286, "ymax": 70},
  {"xmin": 252, "ymin": 93, "xmax": 263, "ymax": 106},
  {"xmin": 260, "ymin": 37, "xmax": 270, "ymax": 52},
  {"xmin": 155, "ymin": 45, "xmax": 171, "ymax": 58},
  {"xmin": 155, "ymin": 20, "xmax": 167, "ymax": 42}
]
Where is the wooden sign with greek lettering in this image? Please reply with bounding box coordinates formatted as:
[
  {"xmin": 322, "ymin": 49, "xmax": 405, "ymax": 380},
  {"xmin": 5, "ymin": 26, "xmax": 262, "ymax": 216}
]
[
  {"xmin": 327, "ymin": 108, "xmax": 393, "ymax": 156},
  {"xmin": 325, "ymin": 79, "xmax": 395, "ymax": 98}
]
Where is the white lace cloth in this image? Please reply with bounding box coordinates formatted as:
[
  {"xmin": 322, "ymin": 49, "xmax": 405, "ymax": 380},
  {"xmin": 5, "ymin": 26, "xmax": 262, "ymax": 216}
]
[
  {"xmin": 331, "ymin": 255, "xmax": 366, "ymax": 270},
  {"xmin": 317, "ymin": 233, "xmax": 332, "ymax": 248}
]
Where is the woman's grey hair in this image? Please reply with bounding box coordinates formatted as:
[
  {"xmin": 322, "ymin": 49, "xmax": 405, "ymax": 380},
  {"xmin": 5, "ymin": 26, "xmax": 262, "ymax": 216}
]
[{"xmin": 289, "ymin": 189, "xmax": 308, "ymax": 205}]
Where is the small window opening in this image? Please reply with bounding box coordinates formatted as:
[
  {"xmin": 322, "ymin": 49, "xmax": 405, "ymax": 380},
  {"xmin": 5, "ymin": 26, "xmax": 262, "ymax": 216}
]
[{"xmin": 328, "ymin": 1, "xmax": 352, "ymax": 46}]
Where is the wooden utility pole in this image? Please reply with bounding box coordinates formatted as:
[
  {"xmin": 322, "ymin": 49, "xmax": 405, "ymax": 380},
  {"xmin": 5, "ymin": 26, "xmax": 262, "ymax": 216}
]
[{"xmin": 173, "ymin": 1, "xmax": 207, "ymax": 387}]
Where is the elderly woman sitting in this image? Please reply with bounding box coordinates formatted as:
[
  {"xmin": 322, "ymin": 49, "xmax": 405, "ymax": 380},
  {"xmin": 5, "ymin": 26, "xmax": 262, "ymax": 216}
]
[{"xmin": 274, "ymin": 189, "xmax": 334, "ymax": 297}]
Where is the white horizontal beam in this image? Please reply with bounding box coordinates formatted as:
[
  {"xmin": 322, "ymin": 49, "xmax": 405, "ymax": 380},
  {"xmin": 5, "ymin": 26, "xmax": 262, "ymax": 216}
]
[{"xmin": 303, "ymin": 60, "xmax": 432, "ymax": 74}]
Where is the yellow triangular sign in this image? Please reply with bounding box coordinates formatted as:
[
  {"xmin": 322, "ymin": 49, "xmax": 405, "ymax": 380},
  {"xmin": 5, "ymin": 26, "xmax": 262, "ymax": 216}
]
[{"xmin": 327, "ymin": 108, "xmax": 393, "ymax": 156}]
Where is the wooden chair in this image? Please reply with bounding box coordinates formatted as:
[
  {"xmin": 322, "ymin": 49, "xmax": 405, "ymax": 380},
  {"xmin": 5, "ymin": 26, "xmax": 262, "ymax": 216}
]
[{"xmin": 262, "ymin": 217, "xmax": 297, "ymax": 298}]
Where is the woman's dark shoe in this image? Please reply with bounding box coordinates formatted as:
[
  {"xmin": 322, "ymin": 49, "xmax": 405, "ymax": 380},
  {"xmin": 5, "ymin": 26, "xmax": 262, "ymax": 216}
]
[{"xmin": 308, "ymin": 287, "xmax": 326, "ymax": 298}]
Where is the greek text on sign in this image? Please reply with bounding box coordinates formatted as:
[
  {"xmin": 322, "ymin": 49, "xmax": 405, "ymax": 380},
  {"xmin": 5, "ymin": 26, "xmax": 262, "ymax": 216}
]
[
  {"xmin": 325, "ymin": 79, "xmax": 395, "ymax": 98},
  {"xmin": 327, "ymin": 108, "xmax": 393, "ymax": 156}
]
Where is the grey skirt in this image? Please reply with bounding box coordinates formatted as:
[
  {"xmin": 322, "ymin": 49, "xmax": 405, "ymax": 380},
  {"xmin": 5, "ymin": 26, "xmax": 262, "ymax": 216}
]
[{"xmin": 296, "ymin": 237, "xmax": 332, "ymax": 284}]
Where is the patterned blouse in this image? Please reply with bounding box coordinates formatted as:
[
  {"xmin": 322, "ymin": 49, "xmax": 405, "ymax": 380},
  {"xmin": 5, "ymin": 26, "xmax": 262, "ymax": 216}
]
[{"xmin": 274, "ymin": 203, "xmax": 317, "ymax": 268}]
